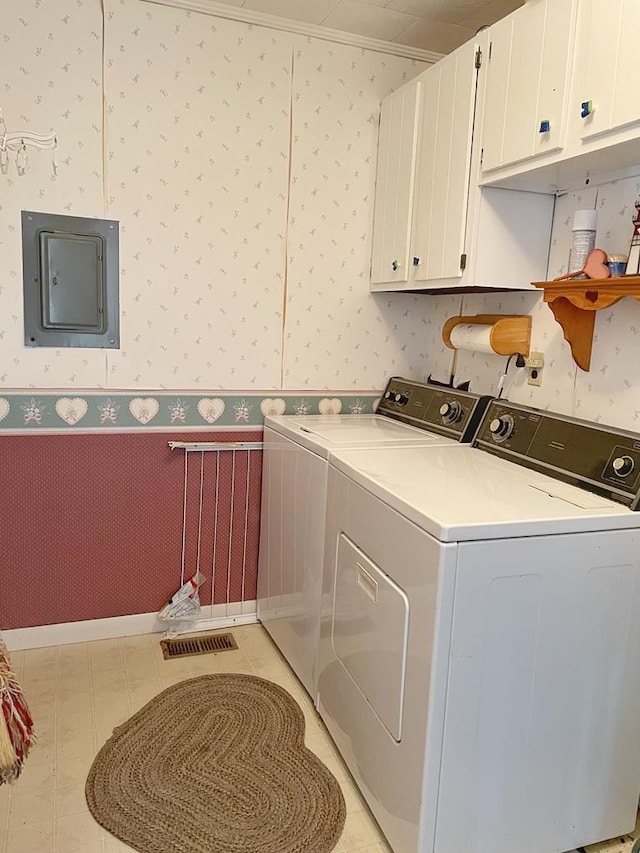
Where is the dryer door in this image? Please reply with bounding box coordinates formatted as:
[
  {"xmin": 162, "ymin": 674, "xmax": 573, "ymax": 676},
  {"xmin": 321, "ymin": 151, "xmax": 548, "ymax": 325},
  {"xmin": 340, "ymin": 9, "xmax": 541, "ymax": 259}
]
[
  {"xmin": 318, "ymin": 465, "xmax": 458, "ymax": 853},
  {"xmin": 332, "ymin": 533, "xmax": 409, "ymax": 742}
]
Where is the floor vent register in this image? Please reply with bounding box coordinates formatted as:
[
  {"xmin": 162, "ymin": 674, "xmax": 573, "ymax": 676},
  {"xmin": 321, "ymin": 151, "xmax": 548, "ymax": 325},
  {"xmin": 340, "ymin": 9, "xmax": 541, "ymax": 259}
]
[{"xmin": 160, "ymin": 632, "xmax": 238, "ymax": 660}]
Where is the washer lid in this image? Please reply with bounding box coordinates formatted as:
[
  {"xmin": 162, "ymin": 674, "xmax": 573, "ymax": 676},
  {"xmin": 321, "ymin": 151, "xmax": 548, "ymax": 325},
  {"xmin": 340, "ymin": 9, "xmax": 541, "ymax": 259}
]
[
  {"xmin": 329, "ymin": 445, "xmax": 640, "ymax": 542},
  {"xmin": 265, "ymin": 414, "xmax": 455, "ymax": 458}
]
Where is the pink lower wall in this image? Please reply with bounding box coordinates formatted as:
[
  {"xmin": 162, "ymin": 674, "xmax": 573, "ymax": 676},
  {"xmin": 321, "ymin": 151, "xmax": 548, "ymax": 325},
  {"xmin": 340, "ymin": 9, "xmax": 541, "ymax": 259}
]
[{"xmin": 0, "ymin": 431, "xmax": 262, "ymax": 630}]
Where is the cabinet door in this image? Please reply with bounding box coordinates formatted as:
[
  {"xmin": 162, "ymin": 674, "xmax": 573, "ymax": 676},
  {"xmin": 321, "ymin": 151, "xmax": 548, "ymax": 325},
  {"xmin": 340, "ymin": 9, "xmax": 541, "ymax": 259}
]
[
  {"xmin": 412, "ymin": 40, "xmax": 478, "ymax": 282},
  {"xmin": 579, "ymin": 0, "xmax": 640, "ymax": 139},
  {"xmin": 370, "ymin": 80, "xmax": 421, "ymax": 285},
  {"xmin": 577, "ymin": 0, "xmax": 622, "ymax": 139},
  {"xmin": 533, "ymin": 1, "xmax": 576, "ymax": 159},
  {"xmin": 482, "ymin": 0, "xmax": 575, "ymax": 172},
  {"xmin": 611, "ymin": 0, "xmax": 640, "ymax": 132}
]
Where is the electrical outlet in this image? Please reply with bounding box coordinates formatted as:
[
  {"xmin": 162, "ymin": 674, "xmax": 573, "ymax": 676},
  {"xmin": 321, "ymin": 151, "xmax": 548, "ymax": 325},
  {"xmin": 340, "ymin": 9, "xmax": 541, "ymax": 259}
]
[
  {"xmin": 528, "ymin": 366, "xmax": 543, "ymax": 386},
  {"xmin": 526, "ymin": 351, "xmax": 544, "ymax": 386}
]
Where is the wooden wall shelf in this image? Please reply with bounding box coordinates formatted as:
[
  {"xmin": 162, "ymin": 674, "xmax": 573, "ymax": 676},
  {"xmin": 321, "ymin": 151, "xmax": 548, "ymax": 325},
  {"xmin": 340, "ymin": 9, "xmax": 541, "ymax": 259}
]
[{"xmin": 533, "ymin": 276, "xmax": 640, "ymax": 371}]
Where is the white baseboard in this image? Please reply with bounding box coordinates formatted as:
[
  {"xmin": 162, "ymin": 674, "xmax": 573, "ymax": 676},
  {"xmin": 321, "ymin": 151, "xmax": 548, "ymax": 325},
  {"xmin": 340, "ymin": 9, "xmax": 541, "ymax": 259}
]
[{"xmin": 3, "ymin": 602, "xmax": 258, "ymax": 651}]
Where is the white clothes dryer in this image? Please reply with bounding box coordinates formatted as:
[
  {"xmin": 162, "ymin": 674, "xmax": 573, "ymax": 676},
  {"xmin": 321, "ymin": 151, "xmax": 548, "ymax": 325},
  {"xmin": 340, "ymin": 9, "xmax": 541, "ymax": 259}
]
[
  {"xmin": 257, "ymin": 377, "xmax": 492, "ymax": 699},
  {"xmin": 317, "ymin": 401, "xmax": 640, "ymax": 853}
]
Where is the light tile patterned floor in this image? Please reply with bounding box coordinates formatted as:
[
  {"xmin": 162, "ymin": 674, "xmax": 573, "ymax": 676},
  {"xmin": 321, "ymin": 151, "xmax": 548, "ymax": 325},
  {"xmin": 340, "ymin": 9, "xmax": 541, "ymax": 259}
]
[
  {"xmin": 0, "ymin": 624, "xmax": 390, "ymax": 853},
  {"xmin": 1, "ymin": 623, "xmax": 638, "ymax": 853}
]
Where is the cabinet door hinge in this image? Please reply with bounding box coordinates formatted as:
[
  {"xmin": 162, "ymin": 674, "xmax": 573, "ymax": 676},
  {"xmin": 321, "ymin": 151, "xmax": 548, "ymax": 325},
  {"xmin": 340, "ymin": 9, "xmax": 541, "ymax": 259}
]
[
  {"xmin": 460, "ymin": 253, "xmax": 467, "ymax": 271},
  {"xmin": 475, "ymin": 47, "xmax": 482, "ymax": 69},
  {"xmin": 489, "ymin": 41, "xmax": 492, "ymax": 60},
  {"xmin": 480, "ymin": 147, "xmax": 484, "ymax": 167}
]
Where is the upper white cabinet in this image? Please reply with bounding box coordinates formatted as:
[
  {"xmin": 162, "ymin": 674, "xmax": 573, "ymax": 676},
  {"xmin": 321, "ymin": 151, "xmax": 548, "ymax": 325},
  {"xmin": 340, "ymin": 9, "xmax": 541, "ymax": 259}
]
[
  {"xmin": 370, "ymin": 35, "xmax": 554, "ymax": 293},
  {"xmin": 481, "ymin": 0, "xmax": 577, "ymax": 174},
  {"xmin": 575, "ymin": 0, "xmax": 640, "ymax": 141},
  {"xmin": 370, "ymin": 80, "xmax": 421, "ymax": 285},
  {"xmin": 478, "ymin": 0, "xmax": 640, "ymax": 191}
]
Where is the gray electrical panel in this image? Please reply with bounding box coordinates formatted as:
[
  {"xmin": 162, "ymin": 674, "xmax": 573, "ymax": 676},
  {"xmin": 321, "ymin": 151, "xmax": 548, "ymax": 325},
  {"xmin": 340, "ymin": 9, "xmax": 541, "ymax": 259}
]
[{"xmin": 22, "ymin": 210, "xmax": 119, "ymax": 348}]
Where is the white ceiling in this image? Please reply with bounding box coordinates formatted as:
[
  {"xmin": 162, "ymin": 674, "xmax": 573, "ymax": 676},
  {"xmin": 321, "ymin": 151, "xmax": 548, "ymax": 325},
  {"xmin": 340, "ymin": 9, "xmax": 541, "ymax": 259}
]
[{"xmin": 212, "ymin": 0, "xmax": 524, "ymax": 53}]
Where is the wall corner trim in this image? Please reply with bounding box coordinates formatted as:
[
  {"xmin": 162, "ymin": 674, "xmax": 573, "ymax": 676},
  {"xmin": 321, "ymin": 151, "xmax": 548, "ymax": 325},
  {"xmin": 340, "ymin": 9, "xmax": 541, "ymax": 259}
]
[{"xmin": 139, "ymin": 0, "xmax": 444, "ymax": 63}]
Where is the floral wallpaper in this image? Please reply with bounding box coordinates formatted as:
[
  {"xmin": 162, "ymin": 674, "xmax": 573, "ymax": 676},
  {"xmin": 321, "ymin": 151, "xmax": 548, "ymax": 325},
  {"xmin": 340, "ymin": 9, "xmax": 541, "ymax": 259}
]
[
  {"xmin": 104, "ymin": 0, "xmax": 293, "ymax": 391},
  {"xmin": 284, "ymin": 38, "xmax": 429, "ymax": 389},
  {"xmin": 0, "ymin": 0, "xmax": 106, "ymax": 388},
  {"xmin": 0, "ymin": 0, "xmax": 429, "ymax": 430}
]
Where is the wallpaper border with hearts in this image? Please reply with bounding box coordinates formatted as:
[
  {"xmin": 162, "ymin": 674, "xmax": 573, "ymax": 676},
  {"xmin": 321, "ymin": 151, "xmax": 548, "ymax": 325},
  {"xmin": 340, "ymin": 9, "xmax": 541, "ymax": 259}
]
[{"xmin": 0, "ymin": 391, "xmax": 379, "ymax": 431}]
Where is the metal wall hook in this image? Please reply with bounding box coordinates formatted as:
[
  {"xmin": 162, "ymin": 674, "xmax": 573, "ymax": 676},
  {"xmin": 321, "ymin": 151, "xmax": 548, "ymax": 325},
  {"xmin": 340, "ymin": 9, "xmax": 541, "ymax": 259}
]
[
  {"xmin": 16, "ymin": 143, "xmax": 27, "ymax": 176},
  {"xmin": 0, "ymin": 107, "xmax": 58, "ymax": 177}
]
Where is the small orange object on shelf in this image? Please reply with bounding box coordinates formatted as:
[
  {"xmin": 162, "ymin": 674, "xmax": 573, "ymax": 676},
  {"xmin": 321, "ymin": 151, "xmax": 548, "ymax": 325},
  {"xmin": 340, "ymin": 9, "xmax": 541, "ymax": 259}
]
[{"xmin": 533, "ymin": 276, "xmax": 640, "ymax": 371}]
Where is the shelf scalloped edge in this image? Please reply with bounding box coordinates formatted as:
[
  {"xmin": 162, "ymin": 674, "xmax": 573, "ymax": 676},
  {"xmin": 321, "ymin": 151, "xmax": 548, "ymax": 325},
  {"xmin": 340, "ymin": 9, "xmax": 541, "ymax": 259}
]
[{"xmin": 532, "ymin": 276, "xmax": 640, "ymax": 371}]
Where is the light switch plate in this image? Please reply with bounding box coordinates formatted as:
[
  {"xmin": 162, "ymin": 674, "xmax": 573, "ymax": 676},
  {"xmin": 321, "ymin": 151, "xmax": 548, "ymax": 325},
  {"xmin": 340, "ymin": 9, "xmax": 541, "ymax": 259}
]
[{"xmin": 526, "ymin": 351, "xmax": 544, "ymax": 386}]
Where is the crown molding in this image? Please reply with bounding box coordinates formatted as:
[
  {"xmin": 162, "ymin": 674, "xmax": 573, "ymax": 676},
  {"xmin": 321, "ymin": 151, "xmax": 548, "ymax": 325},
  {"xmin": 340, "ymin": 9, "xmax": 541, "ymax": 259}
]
[{"xmin": 139, "ymin": 0, "xmax": 443, "ymax": 63}]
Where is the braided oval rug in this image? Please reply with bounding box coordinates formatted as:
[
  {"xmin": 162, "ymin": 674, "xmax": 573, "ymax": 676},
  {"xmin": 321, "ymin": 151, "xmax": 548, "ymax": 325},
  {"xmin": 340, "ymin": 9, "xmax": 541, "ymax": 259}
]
[{"xmin": 86, "ymin": 674, "xmax": 346, "ymax": 853}]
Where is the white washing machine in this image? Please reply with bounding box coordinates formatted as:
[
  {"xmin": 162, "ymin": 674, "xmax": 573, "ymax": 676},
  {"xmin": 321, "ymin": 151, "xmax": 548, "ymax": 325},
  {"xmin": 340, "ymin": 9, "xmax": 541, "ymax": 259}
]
[
  {"xmin": 317, "ymin": 400, "xmax": 640, "ymax": 853},
  {"xmin": 257, "ymin": 377, "xmax": 492, "ymax": 699}
]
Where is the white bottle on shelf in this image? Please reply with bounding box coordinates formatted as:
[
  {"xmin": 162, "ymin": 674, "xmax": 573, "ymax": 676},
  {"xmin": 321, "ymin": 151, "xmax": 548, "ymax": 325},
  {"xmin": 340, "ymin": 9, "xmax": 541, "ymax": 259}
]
[{"xmin": 568, "ymin": 209, "xmax": 597, "ymax": 276}]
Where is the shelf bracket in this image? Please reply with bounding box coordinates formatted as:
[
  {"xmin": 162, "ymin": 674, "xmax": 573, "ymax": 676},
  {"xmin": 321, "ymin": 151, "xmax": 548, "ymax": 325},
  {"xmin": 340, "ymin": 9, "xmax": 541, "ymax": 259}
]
[
  {"xmin": 547, "ymin": 296, "xmax": 596, "ymax": 371},
  {"xmin": 534, "ymin": 277, "xmax": 640, "ymax": 371}
]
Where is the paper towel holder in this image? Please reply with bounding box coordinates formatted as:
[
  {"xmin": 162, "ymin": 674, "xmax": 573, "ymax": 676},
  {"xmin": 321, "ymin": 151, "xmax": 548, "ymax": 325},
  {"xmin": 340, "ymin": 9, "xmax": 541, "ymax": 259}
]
[{"xmin": 442, "ymin": 314, "xmax": 531, "ymax": 356}]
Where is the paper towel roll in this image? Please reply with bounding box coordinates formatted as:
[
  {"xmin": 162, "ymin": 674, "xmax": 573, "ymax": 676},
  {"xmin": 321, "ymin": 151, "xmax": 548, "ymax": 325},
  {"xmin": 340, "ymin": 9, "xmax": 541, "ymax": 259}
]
[{"xmin": 448, "ymin": 323, "xmax": 494, "ymax": 354}]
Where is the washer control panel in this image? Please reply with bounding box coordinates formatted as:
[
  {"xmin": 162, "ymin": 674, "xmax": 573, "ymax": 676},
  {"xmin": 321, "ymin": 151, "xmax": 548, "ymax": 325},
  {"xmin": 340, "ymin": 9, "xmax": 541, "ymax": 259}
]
[
  {"xmin": 377, "ymin": 377, "xmax": 491, "ymax": 442},
  {"xmin": 476, "ymin": 401, "xmax": 640, "ymax": 509}
]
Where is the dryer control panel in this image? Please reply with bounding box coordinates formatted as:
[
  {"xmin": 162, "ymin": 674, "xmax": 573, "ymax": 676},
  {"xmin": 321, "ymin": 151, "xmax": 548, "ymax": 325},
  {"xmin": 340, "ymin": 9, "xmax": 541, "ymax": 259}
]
[
  {"xmin": 475, "ymin": 401, "xmax": 640, "ymax": 509},
  {"xmin": 377, "ymin": 376, "xmax": 491, "ymax": 442}
]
